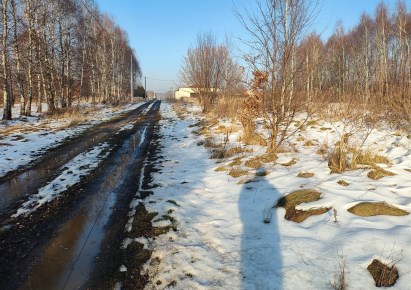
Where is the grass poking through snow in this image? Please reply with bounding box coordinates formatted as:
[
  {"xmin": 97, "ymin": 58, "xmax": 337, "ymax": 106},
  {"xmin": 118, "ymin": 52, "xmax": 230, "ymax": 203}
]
[
  {"xmin": 275, "ymin": 189, "xmax": 331, "ymax": 223},
  {"xmin": 347, "ymin": 202, "xmax": 408, "ymax": 217}
]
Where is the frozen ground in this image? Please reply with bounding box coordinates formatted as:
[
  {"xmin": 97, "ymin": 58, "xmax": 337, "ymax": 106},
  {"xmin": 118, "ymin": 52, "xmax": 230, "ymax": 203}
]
[
  {"xmin": 139, "ymin": 101, "xmax": 411, "ymax": 289},
  {"xmin": 0, "ymin": 102, "xmax": 144, "ymax": 177}
]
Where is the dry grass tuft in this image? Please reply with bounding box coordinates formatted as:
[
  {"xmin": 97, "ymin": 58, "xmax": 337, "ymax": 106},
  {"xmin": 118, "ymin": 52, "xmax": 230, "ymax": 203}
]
[
  {"xmin": 367, "ymin": 166, "xmax": 395, "ymax": 180},
  {"xmin": 367, "ymin": 259, "xmax": 399, "ymax": 287},
  {"xmin": 297, "ymin": 172, "xmax": 314, "ymax": 178},
  {"xmin": 304, "ymin": 140, "xmax": 315, "ymax": 147},
  {"xmin": 405, "ymin": 168, "xmax": 411, "ymax": 173},
  {"xmin": 225, "ymin": 146, "xmax": 247, "ymax": 156},
  {"xmin": 204, "ymin": 137, "xmax": 221, "ymax": 148},
  {"xmin": 256, "ymin": 153, "xmax": 278, "ymax": 163},
  {"xmin": 216, "ymin": 124, "xmax": 240, "ymax": 135},
  {"xmin": 244, "ymin": 158, "xmax": 263, "ymax": 169},
  {"xmin": 229, "ymin": 168, "xmax": 249, "ymax": 178},
  {"xmin": 280, "ymin": 158, "xmax": 297, "ymax": 167},
  {"xmin": 276, "ymin": 189, "xmax": 331, "ymax": 223},
  {"xmin": 228, "ymin": 157, "xmax": 243, "ymax": 166},
  {"xmin": 276, "ymin": 145, "xmax": 298, "ymax": 153},
  {"xmin": 329, "ymin": 135, "xmax": 391, "ymax": 174},
  {"xmin": 352, "ymin": 151, "xmax": 390, "ymax": 167},
  {"xmin": 241, "ymin": 133, "xmax": 267, "ymax": 146},
  {"xmin": 337, "ymin": 180, "xmax": 350, "ymax": 186},
  {"xmin": 215, "ymin": 166, "xmax": 228, "ymax": 172},
  {"xmin": 297, "ymin": 136, "xmax": 305, "ymax": 142},
  {"xmin": 316, "ymin": 143, "xmax": 329, "ymax": 159},
  {"xmin": 307, "ymin": 120, "xmax": 318, "ymax": 126},
  {"xmin": 348, "ymin": 202, "xmax": 408, "ymax": 217},
  {"xmin": 211, "ymin": 146, "xmax": 248, "ymax": 160}
]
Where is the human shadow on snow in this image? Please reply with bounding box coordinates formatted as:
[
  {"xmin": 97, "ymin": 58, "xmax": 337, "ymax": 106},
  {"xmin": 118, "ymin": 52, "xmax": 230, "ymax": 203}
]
[{"xmin": 239, "ymin": 173, "xmax": 283, "ymax": 290}]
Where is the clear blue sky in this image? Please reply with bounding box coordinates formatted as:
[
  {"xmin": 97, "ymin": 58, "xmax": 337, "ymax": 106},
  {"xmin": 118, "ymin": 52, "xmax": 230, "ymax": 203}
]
[{"xmin": 96, "ymin": 0, "xmax": 408, "ymax": 93}]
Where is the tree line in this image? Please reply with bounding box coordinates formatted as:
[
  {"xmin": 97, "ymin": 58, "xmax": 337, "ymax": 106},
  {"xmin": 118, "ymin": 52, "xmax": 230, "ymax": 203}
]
[
  {"xmin": 298, "ymin": 1, "xmax": 410, "ymax": 119},
  {"xmin": 1, "ymin": 0, "xmax": 142, "ymax": 120},
  {"xmin": 180, "ymin": 0, "xmax": 411, "ymax": 151}
]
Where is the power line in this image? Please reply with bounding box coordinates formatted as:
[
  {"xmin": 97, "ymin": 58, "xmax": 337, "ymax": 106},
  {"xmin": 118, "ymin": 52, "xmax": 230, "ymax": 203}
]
[{"xmin": 145, "ymin": 76, "xmax": 175, "ymax": 82}]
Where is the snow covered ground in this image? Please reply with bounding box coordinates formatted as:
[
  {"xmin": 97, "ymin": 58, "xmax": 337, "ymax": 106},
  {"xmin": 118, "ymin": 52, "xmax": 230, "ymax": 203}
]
[
  {"xmin": 139, "ymin": 101, "xmax": 411, "ymax": 289},
  {"xmin": 0, "ymin": 102, "xmax": 145, "ymax": 178}
]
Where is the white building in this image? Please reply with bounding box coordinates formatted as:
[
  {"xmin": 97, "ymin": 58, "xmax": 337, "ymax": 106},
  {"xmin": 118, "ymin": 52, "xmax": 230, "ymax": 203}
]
[{"xmin": 175, "ymin": 87, "xmax": 198, "ymax": 100}]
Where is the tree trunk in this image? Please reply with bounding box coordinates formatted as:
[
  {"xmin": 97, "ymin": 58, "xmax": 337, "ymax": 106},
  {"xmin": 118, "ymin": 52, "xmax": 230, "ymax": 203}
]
[{"xmin": 2, "ymin": 0, "xmax": 12, "ymax": 120}]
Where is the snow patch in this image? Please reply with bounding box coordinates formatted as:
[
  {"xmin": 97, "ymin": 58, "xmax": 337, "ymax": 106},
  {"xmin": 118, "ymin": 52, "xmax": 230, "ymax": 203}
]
[{"xmin": 12, "ymin": 142, "xmax": 110, "ymax": 217}]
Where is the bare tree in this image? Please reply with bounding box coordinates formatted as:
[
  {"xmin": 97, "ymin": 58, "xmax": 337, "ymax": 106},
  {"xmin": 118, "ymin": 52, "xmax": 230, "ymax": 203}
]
[
  {"xmin": 236, "ymin": 0, "xmax": 319, "ymax": 151},
  {"xmin": 179, "ymin": 32, "xmax": 241, "ymax": 112},
  {"xmin": 1, "ymin": 0, "xmax": 12, "ymax": 120}
]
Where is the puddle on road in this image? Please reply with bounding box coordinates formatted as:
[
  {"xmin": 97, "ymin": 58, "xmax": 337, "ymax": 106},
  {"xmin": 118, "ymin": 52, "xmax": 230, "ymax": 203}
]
[
  {"xmin": 0, "ymin": 102, "xmax": 151, "ymax": 213},
  {"xmin": 21, "ymin": 190, "xmax": 116, "ymax": 290},
  {"xmin": 19, "ymin": 122, "xmax": 152, "ymax": 290}
]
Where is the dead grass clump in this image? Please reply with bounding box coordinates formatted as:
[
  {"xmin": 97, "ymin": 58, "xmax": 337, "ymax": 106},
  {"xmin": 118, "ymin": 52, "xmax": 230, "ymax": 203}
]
[
  {"xmin": 328, "ymin": 145, "xmax": 349, "ymax": 173},
  {"xmin": 225, "ymin": 146, "xmax": 247, "ymax": 157},
  {"xmin": 228, "ymin": 157, "xmax": 243, "ymax": 166},
  {"xmin": 367, "ymin": 166, "xmax": 395, "ymax": 180},
  {"xmin": 215, "ymin": 166, "xmax": 228, "ymax": 172},
  {"xmin": 329, "ymin": 131, "xmax": 391, "ymax": 173},
  {"xmin": 297, "ymin": 136, "xmax": 305, "ymax": 142},
  {"xmin": 209, "ymin": 95, "xmax": 245, "ymax": 120},
  {"xmin": 316, "ymin": 143, "xmax": 329, "ymax": 158},
  {"xmin": 276, "ymin": 145, "xmax": 297, "ymax": 153},
  {"xmin": 352, "ymin": 151, "xmax": 390, "ymax": 167},
  {"xmin": 367, "ymin": 259, "xmax": 399, "ymax": 287},
  {"xmin": 211, "ymin": 146, "xmax": 246, "ymax": 160},
  {"xmin": 201, "ymin": 118, "xmax": 219, "ymax": 129},
  {"xmin": 244, "ymin": 158, "xmax": 263, "ymax": 169},
  {"xmin": 307, "ymin": 120, "xmax": 318, "ymax": 126},
  {"xmin": 229, "ymin": 168, "xmax": 249, "ymax": 178},
  {"xmin": 194, "ymin": 127, "xmax": 210, "ymax": 136},
  {"xmin": 337, "ymin": 180, "xmax": 350, "ymax": 186},
  {"xmin": 304, "ymin": 140, "xmax": 315, "ymax": 147},
  {"xmin": 297, "ymin": 172, "xmax": 314, "ymax": 178},
  {"xmin": 280, "ymin": 158, "xmax": 297, "ymax": 167},
  {"xmin": 210, "ymin": 149, "xmax": 226, "ymax": 159},
  {"xmin": 216, "ymin": 124, "xmax": 240, "ymax": 135},
  {"xmin": 44, "ymin": 107, "xmax": 79, "ymax": 119},
  {"xmin": 68, "ymin": 118, "xmax": 83, "ymax": 127},
  {"xmin": 257, "ymin": 153, "xmax": 278, "ymax": 163},
  {"xmin": 405, "ymin": 168, "xmax": 411, "ymax": 172},
  {"xmin": 275, "ymin": 189, "xmax": 331, "ymax": 223},
  {"xmin": 204, "ymin": 137, "xmax": 221, "ymax": 148},
  {"xmin": 241, "ymin": 133, "xmax": 267, "ymax": 146},
  {"xmin": 348, "ymin": 202, "xmax": 408, "ymax": 217}
]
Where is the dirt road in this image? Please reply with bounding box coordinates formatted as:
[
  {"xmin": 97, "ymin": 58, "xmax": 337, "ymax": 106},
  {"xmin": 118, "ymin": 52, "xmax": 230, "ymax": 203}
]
[{"xmin": 0, "ymin": 100, "xmax": 162, "ymax": 289}]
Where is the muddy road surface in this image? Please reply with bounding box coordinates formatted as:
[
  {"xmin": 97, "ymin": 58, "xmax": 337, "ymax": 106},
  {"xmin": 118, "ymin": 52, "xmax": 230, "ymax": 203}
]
[{"xmin": 0, "ymin": 100, "xmax": 162, "ymax": 289}]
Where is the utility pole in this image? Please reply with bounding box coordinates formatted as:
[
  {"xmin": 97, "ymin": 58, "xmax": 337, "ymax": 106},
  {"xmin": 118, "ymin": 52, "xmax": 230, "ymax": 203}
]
[
  {"xmin": 130, "ymin": 52, "xmax": 133, "ymax": 102},
  {"xmin": 144, "ymin": 76, "xmax": 147, "ymax": 99}
]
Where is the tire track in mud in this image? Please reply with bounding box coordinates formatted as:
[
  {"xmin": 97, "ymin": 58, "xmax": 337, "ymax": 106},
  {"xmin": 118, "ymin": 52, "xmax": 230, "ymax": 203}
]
[
  {"xmin": 0, "ymin": 101, "xmax": 152, "ymax": 215},
  {"xmin": 0, "ymin": 101, "xmax": 160, "ymax": 290}
]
